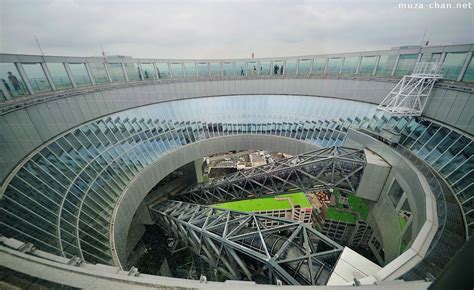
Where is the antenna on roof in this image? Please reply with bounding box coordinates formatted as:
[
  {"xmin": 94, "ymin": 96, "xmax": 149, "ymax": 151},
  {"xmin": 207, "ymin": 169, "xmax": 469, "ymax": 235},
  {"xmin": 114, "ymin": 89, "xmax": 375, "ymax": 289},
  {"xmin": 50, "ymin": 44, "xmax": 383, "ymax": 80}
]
[
  {"xmin": 99, "ymin": 41, "xmax": 106, "ymax": 57},
  {"xmin": 34, "ymin": 35, "xmax": 45, "ymax": 56},
  {"xmin": 419, "ymin": 30, "xmax": 431, "ymax": 47}
]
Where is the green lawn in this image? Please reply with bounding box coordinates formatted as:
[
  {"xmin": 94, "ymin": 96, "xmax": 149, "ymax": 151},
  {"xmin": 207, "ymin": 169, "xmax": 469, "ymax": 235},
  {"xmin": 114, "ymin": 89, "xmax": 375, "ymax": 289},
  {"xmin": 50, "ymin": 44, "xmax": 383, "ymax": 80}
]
[
  {"xmin": 326, "ymin": 207, "xmax": 357, "ymax": 224},
  {"xmin": 326, "ymin": 190, "xmax": 368, "ymax": 223},
  {"xmin": 399, "ymin": 216, "xmax": 407, "ymax": 230},
  {"xmin": 213, "ymin": 192, "xmax": 311, "ymax": 212},
  {"xmin": 348, "ymin": 194, "xmax": 369, "ymax": 220},
  {"xmin": 400, "ymin": 240, "xmax": 409, "ymax": 253}
]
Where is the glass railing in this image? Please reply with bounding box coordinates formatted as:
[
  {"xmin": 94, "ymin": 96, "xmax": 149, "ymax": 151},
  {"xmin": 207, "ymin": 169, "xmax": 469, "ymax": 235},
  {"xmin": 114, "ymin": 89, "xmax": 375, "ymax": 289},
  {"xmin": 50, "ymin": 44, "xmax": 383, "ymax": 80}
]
[
  {"xmin": 358, "ymin": 128, "xmax": 467, "ymax": 280},
  {"xmin": 1, "ymin": 44, "xmax": 472, "ymax": 100},
  {"xmin": 395, "ymin": 145, "xmax": 466, "ymax": 281}
]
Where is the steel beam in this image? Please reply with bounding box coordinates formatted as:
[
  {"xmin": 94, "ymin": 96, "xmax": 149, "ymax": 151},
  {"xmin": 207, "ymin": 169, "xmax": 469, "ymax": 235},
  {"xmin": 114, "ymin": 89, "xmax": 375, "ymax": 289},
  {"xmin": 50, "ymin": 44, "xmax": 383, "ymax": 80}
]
[
  {"xmin": 150, "ymin": 200, "xmax": 343, "ymax": 285},
  {"xmin": 174, "ymin": 147, "xmax": 366, "ymax": 205}
]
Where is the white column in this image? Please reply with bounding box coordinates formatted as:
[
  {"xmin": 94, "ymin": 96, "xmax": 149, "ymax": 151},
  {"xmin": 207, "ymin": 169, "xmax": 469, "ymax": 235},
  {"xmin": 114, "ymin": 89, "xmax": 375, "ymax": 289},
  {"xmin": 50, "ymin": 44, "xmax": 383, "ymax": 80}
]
[
  {"xmin": 41, "ymin": 62, "xmax": 56, "ymax": 91},
  {"xmin": 121, "ymin": 62, "xmax": 129, "ymax": 82},
  {"xmin": 355, "ymin": 56, "xmax": 362, "ymax": 75},
  {"xmin": 16, "ymin": 63, "xmax": 35, "ymax": 94},
  {"xmin": 64, "ymin": 63, "xmax": 77, "ymax": 88},
  {"xmin": 103, "ymin": 61, "xmax": 113, "ymax": 83},
  {"xmin": 373, "ymin": 55, "xmax": 381, "ymax": 76},
  {"xmin": 457, "ymin": 51, "xmax": 472, "ymax": 82},
  {"xmin": 391, "ymin": 54, "xmax": 400, "ymax": 76},
  {"xmin": 84, "ymin": 63, "xmax": 96, "ymax": 86}
]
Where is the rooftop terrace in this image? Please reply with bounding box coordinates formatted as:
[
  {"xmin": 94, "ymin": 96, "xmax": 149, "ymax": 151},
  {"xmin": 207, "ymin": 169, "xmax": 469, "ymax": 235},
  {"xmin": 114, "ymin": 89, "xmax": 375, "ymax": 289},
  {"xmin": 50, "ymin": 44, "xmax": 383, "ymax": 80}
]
[{"xmin": 213, "ymin": 192, "xmax": 312, "ymax": 212}]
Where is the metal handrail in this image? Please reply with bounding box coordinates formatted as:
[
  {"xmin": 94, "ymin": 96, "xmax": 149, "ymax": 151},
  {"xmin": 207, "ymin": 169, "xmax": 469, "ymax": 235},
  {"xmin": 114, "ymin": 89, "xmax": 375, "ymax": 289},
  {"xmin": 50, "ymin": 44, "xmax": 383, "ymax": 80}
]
[{"xmin": 1, "ymin": 74, "xmax": 472, "ymax": 116}]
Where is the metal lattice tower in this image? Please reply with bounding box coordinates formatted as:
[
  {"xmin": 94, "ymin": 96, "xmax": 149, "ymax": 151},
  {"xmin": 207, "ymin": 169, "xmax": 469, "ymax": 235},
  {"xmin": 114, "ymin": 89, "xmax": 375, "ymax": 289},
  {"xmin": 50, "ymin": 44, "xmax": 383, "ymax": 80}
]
[
  {"xmin": 150, "ymin": 200, "xmax": 343, "ymax": 285},
  {"xmin": 173, "ymin": 147, "xmax": 366, "ymax": 205},
  {"xmin": 377, "ymin": 62, "xmax": 443, "ymax": 116}
]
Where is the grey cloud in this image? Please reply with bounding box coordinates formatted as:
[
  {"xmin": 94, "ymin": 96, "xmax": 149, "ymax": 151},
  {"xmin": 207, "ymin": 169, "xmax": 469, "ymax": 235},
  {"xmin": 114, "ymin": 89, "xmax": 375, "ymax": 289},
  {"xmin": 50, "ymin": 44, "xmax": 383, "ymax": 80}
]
[{"xmin": 0, "ymin": 0, "xmax": 472, "ymax": 58}]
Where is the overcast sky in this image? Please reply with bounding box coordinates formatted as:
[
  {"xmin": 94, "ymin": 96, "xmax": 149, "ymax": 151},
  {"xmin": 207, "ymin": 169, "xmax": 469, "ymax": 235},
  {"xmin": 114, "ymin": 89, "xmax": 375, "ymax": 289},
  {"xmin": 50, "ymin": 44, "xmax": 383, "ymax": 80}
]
[{"xmin": 0, "ymin": 0, "xmax": 472, "ymax": 59}]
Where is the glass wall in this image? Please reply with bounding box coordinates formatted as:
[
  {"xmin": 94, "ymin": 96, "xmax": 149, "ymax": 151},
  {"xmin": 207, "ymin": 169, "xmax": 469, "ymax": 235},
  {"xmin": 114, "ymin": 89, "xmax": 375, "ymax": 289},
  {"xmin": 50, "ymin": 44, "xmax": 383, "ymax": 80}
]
[
  {"xmin": 0, "ymin": 63, "xmax": 28, "ymax": 97},
  {"xmin": 298, "ymin": 59, "xmax": 311, "ymax": 75},
  {"xmin": 401, "ymin": 222, "xmax": 412, "ymax": 253},
  {"xmin": 285, "ymin": 60, "xmax": 297, "ymax": 75},
  {"xmin": 235, "ymin": 62, "xmax": 246, "ymax": 76},
  {"xmin": 69, "ymin": 63, "xmax": 91, "ymax": 87},
  {"xmin": 108, "ymin": 63, "xmax": 126, "ymax": 83},
  {"xmin": 389, "ymin": 180, "xmax": 404, "ymax": 207},
  {"xmin": 443, "ymin": 52, "xmax": 468, "ymax": 80},
  {"xmin": 156, "ymin": 63, "xmax": 170, "ymax": 79},
  {"xmin": 184, "ymin": 63, "xmax": 197, "ymax": 78},
  {"xmin": 359, "ymin": 56, "xmax": 377, "ymax": 75},
  {"xmin": 376, "ymin": 54, "xmax": 397, "ymax": 76},
  {"xmin": 247, "ymin": 61, "xmax": 258, "ymax": 76},
  {"xmin": 46, "ymin": 63, "xmax": 72, "ymax": 90},
  {"xmin": 170, "ymin": 63, "xmax": 184, "ymax": 78},
  {"xmin": 341, "ymin": 57, "xmax": 358, "ymax": 75},
  {"xmin": 394, "ymin": 54, "xmax": 418, "ymax": 76},
  {"xmin": 124, "ymin": 63, "xmax": 141, "ymax": 81},
  {"xmin": 273, "ymin": 60, "xmax": 284, "ymax": 75},
  {"xmin": 88, "ymin": 63, "xmax": 109, "ymax": 84},
  {"xmin": 462, "ymin": 56, "xmax": 474, "ymax": 82},
  {"xmin": 259, "ymin": 61, "xmax": 271, "ymax": 75},
  {"xmin": 23, "ymin": 63, "xmax": 52, "ymax": 92},
  {"xmin": 210, "ymin": 63, "xmax": 221, "ymax": 77},
  {"xmin": 421, "ymin": 53, "xmax": 442, "ymax": 62},
  {"xmin": 223, "ymin": 62, "xmax": 234, "ymax": 76},
  {"xmin": 197, "ymin": 63, "xmax": 209, "ymax": 77},
  {"xmin": 312, "ymin": 58, "xmax": 326, "ymax": 74},
  {"xmin": 326, "ymin": 58, "xmax": 342, "ymax": 75},
  {"xmin": 399, "ymin": 199, "xmax": 412, "ymax": 233},
  {"xmin": 141, "ymin": 63, "xmax": 156, "ymax": 80}
]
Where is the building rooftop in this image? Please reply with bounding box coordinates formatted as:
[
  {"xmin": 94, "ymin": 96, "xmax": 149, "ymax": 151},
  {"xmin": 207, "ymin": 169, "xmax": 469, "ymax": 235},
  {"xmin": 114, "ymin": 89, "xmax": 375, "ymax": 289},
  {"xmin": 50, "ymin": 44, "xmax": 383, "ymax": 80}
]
[{"xmin": 213, "ymin": 192, "xmax": 312, "ymax": 212}]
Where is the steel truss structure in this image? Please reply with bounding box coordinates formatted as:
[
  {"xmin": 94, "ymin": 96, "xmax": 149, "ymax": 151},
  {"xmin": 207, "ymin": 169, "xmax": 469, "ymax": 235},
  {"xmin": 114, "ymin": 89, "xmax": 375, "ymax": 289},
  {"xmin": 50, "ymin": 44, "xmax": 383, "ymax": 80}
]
[
  {"xmin": 377, "ymin": 62, "xmax": 443, "ymax": 117},
  {"xmin": 151, "ymin": 200, "xmax": 343, "ymax": 285},
  {"xmin": 174, "ymin": 147, "xmax": 366, "ymax": 205}
]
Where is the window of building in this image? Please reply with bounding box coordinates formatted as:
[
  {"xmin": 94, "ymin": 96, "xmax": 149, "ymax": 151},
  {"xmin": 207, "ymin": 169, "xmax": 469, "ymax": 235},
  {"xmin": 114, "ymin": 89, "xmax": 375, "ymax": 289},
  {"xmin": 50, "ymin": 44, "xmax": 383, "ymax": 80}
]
[
  {"xmin": 398, "ymin": 199, "xmax": 412, "ymax": 231},
  {"xmin": 272, "ymin": 60, "xmax": 284, "ymax": 75},
  {"xmin": 259, "ymin": 61, "xmax": 271, "ymax": 75},
  {"xmin": 376, "ymin": 54, "xmax": 397, "ymax": 76},
  {"xmin": 285, "ymin": 60, "xmax": 297, "ymax": 75},
  {"xmin": 223, "ymin": 62, "xmax": 234, "ymax": 76},
  {"xmin": 88, "ymin": 63, "xmax": 109, "ymax": 84},
  {"xmin": 247, "ymin": 61, "xmax": 258, "ymax": 76},
  {"xmin": 197, "ymin": 63, "xmax": 209, "ymax": 77},
  {"xmin": 46, "ymin": 63, "xmax": 72, "ymax": 89},
  {"xmin": 341, "ymin": 57, "xmax": 358, "ymax": 75},
  {"xmin": 312, "ymin": 58, "xmax": 326, "ymax": 74},
  {"xmin": 235, "ymin": 62, "xmax": 246, "ymax": 76},
  {"xmin": 298, "ymin": 59, "xmax": 311, "ymax": 75},
  {"xmin": 326, "ymin": 58, "xmax": 342, "ymax": 75},
  {"xmin": 23, "ymin": 63, "xmax": 52, "ymax": 92},
  {"xmin": 108, "ymin": 63, "xmax": 126, "ymax": 82},
  {"xmin": 184, "ymin": 63, "xmax": 196, "ymax": 78},
  {"xmin": 389, "ymin": 180, "xmax": 404, "ymax": 207},
  {"xmin": 443, "ymin": 52, "xmax": 468, "ymax": 80},
  {"xmin": 140, "ymin": 63, "xmax": 156, "ymax": 80},
  {"xmin": 462, "ymin": 56, "xmax": 474, "ymax": 82},
  {"xmin": 123, "ymin": 63, "xmax": 141, "ymax": 81},
  {"xmin": 394, "ymin": 54, "xmax": 418, "ymax": 76},
  {"xmin": 210, "ymin": 63, "xmax": 221, "ymax": 77},
  {"xmin": 401, "ymin": 222, "xmax": 412, "ymax": 253},
  {"xmin": 156, "ymin": 63, "xmax": 170, "ymax": 79},
  {"xmin": 170, "ymin": 63, "xmax": 184, "ymax": 78},
  {"xmin": 359, "ymin": 56, "xmax": 377, "ymax": 75},
  {"xmin": 69, "ymin": 63, "xmax": 92, "ymax": 86}
]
